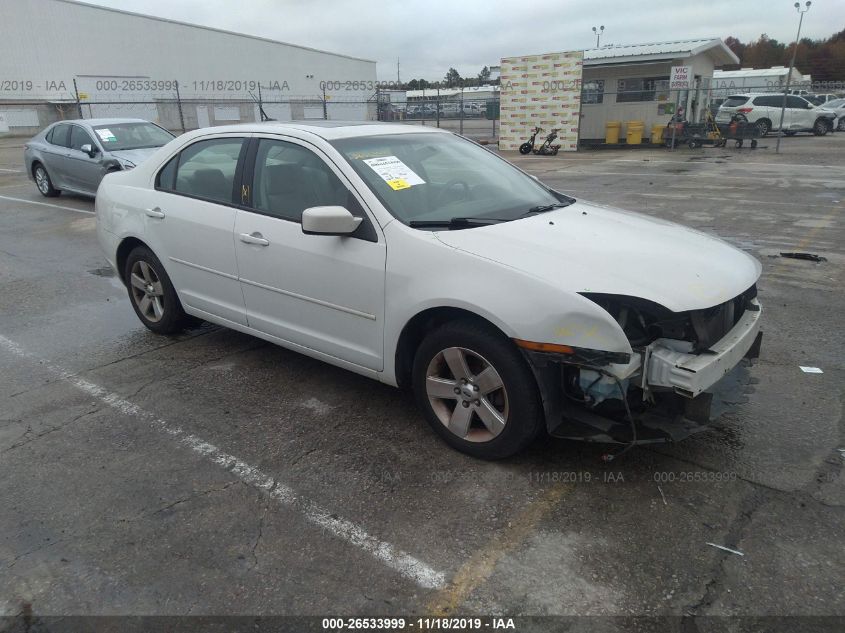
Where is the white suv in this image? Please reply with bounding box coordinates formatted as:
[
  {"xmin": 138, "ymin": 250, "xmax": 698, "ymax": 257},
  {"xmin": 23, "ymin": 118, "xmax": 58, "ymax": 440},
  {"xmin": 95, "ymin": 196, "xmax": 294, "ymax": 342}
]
[{"xmin": 716, "ymin": 93, "xmax": 836, "ymax": 136}]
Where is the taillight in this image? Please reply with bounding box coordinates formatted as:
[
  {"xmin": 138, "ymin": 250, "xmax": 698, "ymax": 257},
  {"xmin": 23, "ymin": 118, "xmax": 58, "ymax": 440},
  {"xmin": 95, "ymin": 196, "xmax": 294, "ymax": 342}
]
[{"xmin": 737, "ymin": 107, "xmax": 753, "ymax": 113}]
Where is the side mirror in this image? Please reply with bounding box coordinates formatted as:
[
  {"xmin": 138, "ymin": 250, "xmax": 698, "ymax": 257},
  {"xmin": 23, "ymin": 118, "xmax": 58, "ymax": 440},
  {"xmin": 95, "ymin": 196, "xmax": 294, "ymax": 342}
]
[
  {"xmin": 80, "ymin": 144, "xmax": 97, "ymax": 157},
  {"xmin": 301, "ymin": 206, "xmax": 363, "ymax": 236}
]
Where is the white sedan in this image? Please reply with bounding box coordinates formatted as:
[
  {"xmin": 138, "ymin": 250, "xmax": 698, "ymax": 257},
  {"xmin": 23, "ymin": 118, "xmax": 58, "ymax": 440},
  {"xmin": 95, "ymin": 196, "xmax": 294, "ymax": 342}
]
[{"xmin": 96, "ymin": 122, "xmax": 762, "ymax": 459}]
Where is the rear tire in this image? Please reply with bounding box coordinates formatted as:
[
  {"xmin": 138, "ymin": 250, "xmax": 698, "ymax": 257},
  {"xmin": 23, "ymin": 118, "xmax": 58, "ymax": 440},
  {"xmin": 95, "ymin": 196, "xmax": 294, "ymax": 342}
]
[
  {"xmin": 756, "ymin": 119, "xmax": 770, "ymax": 136},
  {"xmin": 838, "ymin": 119, "xmax": 845, "ymax": 132},
  {"xmin": 124, "ymin": 246, "xmax": 189, "ymax": 335},
  {"xmin": 33, "ymin": 163, "xmax": 60, "ymax": 197},
  {"xmin": 412, "ymin": 320, "xmax": 543, "ymax": 460}
]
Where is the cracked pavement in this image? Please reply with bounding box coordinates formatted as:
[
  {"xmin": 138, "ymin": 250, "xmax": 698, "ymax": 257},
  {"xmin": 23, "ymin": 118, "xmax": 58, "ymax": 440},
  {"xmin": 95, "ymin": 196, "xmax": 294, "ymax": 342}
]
[{"xmin": 0, "ymin": 135, "xmax": 842, "ymax": 622}]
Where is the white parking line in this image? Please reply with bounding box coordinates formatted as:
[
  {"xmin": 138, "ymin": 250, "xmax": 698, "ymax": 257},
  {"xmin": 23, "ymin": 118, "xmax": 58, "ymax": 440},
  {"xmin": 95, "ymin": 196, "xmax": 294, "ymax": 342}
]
[
  {"xmin": 0, "ymin": 194, "xmax": 94, "ymax": 215},
  {"xmin": 0, "ymin": 168, "xmax": 23, "ymax": 173},
  {"xmin": 0, "ymin": 333, "xmax": 446, "ymax": 590}
]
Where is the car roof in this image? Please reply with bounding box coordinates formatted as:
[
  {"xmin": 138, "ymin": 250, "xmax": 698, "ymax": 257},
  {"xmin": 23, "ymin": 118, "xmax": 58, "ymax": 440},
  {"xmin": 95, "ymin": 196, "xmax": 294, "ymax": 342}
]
[
  {"xmin": 51, "ymin": 118, "xmax": 153, "ymax": 127},
  {"xmin": 183, "ymin": 121, "xmax": 452, "ymax": 141},
  {"xmin": 726, "ymin": 93, "xmax": 800, "ymax": 98}
]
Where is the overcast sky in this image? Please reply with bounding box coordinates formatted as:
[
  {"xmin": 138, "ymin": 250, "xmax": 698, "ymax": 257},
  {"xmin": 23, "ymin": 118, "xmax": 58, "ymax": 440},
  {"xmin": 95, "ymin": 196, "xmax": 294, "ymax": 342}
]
[{"xmin": 86, "ymin": 0, "xmax": 841, "ymax": 80}]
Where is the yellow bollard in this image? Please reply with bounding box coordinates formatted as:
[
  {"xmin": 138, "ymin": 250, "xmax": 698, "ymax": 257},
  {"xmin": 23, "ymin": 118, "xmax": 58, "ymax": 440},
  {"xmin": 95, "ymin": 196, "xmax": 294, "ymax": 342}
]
[
  {"xmin": 651, "ymin": 125, "xmax": 664, "ymax": 144},
  {"xmin": 605, "ymin": 121, "xmax": 621, "ymax": 144},
  {"xmin": 625, "ymin": 121, "xmax": 644, "ymax": 145}
]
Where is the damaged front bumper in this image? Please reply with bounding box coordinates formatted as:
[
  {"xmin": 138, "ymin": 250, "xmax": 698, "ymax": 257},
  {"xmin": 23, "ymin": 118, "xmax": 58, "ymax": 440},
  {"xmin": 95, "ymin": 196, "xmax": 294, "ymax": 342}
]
[
  {"xmin": 523, "ymin": 299, "xmax": 763, "ymax": 445},
  {"xmin": 646, "ymin": 299, "xmax": 762, "ymax": 399}
]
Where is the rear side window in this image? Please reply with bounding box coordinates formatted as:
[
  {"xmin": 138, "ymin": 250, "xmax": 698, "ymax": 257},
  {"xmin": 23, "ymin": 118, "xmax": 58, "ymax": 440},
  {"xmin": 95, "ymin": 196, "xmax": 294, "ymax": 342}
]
[
  {"xmin": 156, "ymin": 156, "xmax": 178, "ymax": 191},
  {"xmin": 722, "ymin": 96, "xmax": 749, "ymax": 108},
  {"xmin": 48, "ymin": 124, "xmax": 71, "ymax": 147},
  {"xmin": 156, "ymin": 138, "xmax": 245, "ymax": 205}
]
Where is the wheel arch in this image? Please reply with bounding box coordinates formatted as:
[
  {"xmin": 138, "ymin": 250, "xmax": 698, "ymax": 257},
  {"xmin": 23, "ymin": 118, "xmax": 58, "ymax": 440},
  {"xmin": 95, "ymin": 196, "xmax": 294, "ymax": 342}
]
[
  {"xmin": 394, "ymin": 306, "xmax": 510, "ymax": 390},
  {"xmin": 115, "ymin": 236, "xmax": 150, "ymax": 285}
]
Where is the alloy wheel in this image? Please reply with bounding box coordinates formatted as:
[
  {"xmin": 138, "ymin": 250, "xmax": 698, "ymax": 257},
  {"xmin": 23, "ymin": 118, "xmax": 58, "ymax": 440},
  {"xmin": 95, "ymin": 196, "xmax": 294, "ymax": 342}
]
[
  {"xmin": 35, "ymin": 167, "xmax": 49, "ymax": 194},
  {"xmin": 425, "ymin": 346, "xmax": 509, "ymax": 442},
  {"xmin": 130, "ymin": 260, "xmax": 165, "ymax": 323}
]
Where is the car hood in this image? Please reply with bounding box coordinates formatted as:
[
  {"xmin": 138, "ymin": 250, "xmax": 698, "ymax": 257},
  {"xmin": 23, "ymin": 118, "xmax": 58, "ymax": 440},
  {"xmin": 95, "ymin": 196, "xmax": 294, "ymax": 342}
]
[
  {"xmin": 434, "ymin": 201, "xmax": 762, "ymax": 312},
  {"xmin": 106, "ymin": 147, "xmax": 161, "ymax": 165}
]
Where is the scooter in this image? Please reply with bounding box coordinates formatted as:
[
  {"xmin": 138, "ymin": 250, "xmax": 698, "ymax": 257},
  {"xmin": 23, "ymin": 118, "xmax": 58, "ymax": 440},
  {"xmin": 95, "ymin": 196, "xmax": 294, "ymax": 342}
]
[
  {"xmin": 519, "ymin": 127, "xmax": 542, "ymax": 154},
  {"xmin": 533, "ymin": 128, "xmax": 561, "ymax": 155}
]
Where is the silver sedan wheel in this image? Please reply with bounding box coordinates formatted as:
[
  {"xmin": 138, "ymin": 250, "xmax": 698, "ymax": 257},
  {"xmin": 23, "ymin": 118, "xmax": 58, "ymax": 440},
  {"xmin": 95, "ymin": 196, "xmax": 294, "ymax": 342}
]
[
  {"xmin": 35, "ymin": 167, "xmax": 50, "ymax": 194},
  {"xmin": 425, "ymin": 347, "xmax": 509, "ymax": 443},
  {"xmin": 129, "ymin": 260, "xmax": 165, "ymax": 323}
]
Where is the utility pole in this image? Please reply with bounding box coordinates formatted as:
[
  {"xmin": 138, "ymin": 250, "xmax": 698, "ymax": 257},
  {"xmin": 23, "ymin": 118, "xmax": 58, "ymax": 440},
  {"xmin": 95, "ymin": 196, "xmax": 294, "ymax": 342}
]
[
  {"xmin": 592, "ymin": 25, "xmax": 605, "ymax": 47},
  {"xmin": 776, "ymin": 1, "xmax": 811, "ymax": 154},
  {"xmin": 397, "ymin": 58, "xmax": 400, "ymax": 84}
]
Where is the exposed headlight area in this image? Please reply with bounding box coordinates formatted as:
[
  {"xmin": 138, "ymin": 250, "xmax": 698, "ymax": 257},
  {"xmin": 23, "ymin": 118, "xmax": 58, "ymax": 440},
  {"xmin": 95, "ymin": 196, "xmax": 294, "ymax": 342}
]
[
  {"xmin": 119, "ymin": 160, "xmax": 136, "ymax": 170},
  {"xmin": 522, "ymin": 286, "xmax": 762, "ymax": 452},
  {"xmin": 582, "ymin": 284, "xmax": 758, "ymax": 352}
]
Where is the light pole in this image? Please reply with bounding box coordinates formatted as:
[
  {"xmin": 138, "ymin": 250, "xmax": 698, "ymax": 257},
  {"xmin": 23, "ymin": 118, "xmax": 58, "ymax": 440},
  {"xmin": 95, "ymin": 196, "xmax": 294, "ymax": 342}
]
[
  {"xmin": 775, "ymin": 1, "xmax": 811, "ymax": 154},
  {"xmin": 592, "ymin": 26, "xmax": 604, "ymax": 48}
]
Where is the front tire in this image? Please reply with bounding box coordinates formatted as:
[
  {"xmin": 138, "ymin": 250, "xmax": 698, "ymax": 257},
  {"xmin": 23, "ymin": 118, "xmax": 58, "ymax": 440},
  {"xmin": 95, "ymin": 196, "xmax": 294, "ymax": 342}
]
[
  {"xmin": 518, "ymin": 142, "xmax": 533, "ymax": 155},
  {"xmin": 813, "ymin": 119, "xmax": 829, "ymax": 136},
  {"xmin": 412, "ymin": 320, "xmax": 543, "ymax": 460},
  {"xmin": 33, "ymin": 163, "xmax": 60, "ymax": 197},
  {"xmin": 124, "ymin": 246, "xmax": 189, "ymax": 335},
  {"xmin": 838, "ymin": 118, "xmax": 845, "ymax": 132}
]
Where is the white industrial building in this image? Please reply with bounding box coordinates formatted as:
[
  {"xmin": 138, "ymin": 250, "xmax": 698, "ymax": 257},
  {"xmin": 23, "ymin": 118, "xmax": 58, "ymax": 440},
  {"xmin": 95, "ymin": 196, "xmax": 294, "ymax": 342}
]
[
  {"xmin": 577, "ymin": 38, "xmax": 739, "ymax": 140},
  {"xmin": 1, "ymin": 0, "xmax": 377, "ymax": 135}
]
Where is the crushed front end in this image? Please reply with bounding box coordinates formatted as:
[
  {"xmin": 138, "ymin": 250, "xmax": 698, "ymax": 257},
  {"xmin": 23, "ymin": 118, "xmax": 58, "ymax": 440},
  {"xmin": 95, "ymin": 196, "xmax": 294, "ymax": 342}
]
[{"xmin": 522, "ymin": 285, "xmax": 763, "ymax": 445}]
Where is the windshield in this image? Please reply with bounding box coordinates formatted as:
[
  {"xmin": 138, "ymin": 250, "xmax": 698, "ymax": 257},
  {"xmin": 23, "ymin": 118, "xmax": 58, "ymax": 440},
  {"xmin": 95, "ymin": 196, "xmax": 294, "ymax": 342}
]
[
  {"xmin": 826, "ymin": 99, "xmax": 844, "ymax": 108},
  {"xmin": 331, "ymin": 132, "xmax": 568, "ymax": 227},
  {"xmin": 91, "ymin": 122, "xmax": 174, "ymax": 151}
]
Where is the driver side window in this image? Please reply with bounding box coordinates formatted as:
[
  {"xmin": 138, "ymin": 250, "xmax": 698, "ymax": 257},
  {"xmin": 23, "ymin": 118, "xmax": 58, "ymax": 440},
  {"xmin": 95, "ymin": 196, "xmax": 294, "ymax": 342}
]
[
  {"xmin": 69, "ymin": 126, "xmax": 95, "ymax": 152},
  {"xmin": 251, "ymin": 139, "xmax": 352, "ymax": 223}
]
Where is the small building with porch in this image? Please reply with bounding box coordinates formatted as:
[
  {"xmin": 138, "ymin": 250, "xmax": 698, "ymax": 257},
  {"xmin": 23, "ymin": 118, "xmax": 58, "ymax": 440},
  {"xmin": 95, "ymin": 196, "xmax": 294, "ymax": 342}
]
[{"xmin": 578, "ymin": 38, "xmax": 739, "ymax": 142}]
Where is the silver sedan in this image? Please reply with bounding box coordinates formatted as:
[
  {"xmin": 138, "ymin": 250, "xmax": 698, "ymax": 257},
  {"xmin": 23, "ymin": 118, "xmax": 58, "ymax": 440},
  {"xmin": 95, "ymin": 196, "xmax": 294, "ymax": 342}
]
[{"xmin": 24, "ymin": 118, "xmax": 175, "ymax": 197}]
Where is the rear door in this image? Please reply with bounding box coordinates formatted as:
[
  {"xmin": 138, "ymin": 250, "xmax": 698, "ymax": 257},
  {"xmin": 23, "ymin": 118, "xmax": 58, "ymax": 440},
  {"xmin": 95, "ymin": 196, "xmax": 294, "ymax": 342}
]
[
  {"xmin": 40, "ymin": 123, "xmax": 72, "ymax": 188},
  {"xmin": 233, "ymin": 136, "xmax": 386, "ymax": 371},
  {"xmin": 145, "ymin": 135, "xmax": 250, "ymax": 325}
]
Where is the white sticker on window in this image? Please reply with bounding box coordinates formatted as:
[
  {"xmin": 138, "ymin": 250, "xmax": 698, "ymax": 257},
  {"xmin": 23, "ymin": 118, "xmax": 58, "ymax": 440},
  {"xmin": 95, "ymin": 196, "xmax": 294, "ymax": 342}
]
[
  {"xmin": 362, "ymin": 155, "xmax": 425, "ymax": 191},
  {"xmin": 96, "ymin": 128, "xmax": 117, "ymax": 142}
]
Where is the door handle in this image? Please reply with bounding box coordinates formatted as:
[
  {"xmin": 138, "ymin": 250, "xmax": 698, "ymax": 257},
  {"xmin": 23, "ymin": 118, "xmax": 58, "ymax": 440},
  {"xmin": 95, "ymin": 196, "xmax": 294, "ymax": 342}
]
[
  {"xmin": 145, "ymin": 207, "xmax": 165, "ymax": 219},
  {"xmin": 239, "ymin": 232, "xmax": 269, "ymax": 246}
]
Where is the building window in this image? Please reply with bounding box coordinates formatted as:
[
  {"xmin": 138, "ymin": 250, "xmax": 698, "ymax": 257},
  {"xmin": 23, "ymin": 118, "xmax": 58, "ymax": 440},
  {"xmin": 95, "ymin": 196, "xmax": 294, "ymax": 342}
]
[
  {"xmin": 616, "ymin": 76, "xmax": 669, "ymax": 102},
  {"xmin": 582, "ymin": 79, "xmax": 604, "ymax": 104}
]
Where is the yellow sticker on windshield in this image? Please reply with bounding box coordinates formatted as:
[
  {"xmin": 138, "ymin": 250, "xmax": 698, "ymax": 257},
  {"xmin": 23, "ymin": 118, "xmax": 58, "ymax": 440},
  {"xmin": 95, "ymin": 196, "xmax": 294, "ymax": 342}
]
[{"xmin": 386, "ymin": 178, "xmax": 410, "ymax": 190}]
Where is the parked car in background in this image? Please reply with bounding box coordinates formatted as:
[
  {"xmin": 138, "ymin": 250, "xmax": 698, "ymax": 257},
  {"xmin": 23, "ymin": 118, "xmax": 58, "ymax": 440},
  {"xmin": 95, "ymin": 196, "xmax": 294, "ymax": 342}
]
[
  {"xmin": 807, "ymin": 93, "xmax": 840, "ymax": 105},
  {"xmin": 24, "ymin": 118, "xmax": 175, "ymax": 197},
  {"xmin": 715, "ymin": 93, "xmax": 836, "ymax": 136},
  {"xmin": 438, "ymin": 102, "xmax": 460, "ymax": 117},
  {"xmin": 820, "ymin": 98, "xmax": 845, "ymax": 130},
  {"xmin": 96, "ymin": 122, "xmax": 762, "ymax": 459}
]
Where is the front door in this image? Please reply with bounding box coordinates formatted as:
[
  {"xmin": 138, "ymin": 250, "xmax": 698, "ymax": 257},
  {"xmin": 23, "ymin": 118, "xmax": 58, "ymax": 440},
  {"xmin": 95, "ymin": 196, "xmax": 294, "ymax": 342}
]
[
  {"xmin": 143, "ymin": 135, "xmax": 249, "ymax": 326},
  {"xmin": 64, "ymin": 124, "xmax": 105, "ymax": 194},
  {"xmin": 234, "ymin": 137, "xmax": 385, "ymax": 371}
]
